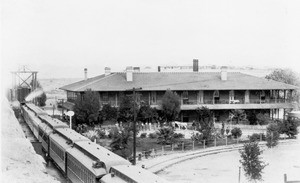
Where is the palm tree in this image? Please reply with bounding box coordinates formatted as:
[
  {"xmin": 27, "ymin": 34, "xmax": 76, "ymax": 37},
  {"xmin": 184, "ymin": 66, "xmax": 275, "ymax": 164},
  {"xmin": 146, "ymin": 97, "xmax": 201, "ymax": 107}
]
[
  {"xmin": 109, "ymin": 127, "xmax": 133, "ymax": 159},
  {"xmin": 157, "ymin": 127, "xmax": 175, "ymax": 145}
]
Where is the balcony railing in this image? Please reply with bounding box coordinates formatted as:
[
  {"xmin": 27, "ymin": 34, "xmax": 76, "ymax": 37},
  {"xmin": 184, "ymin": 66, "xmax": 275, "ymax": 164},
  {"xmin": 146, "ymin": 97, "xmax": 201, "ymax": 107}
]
[{"xmin": 179, "ymin": 98, "xmax": 291, "ymax": 105}]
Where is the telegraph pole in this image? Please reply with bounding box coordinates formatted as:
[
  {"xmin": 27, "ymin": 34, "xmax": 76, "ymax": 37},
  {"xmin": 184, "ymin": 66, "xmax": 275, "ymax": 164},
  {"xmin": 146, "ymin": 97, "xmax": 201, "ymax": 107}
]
[
  {"xmin": 133, "ymin": 87, "xmax": 137, "ymax": 165},
  {"xmin": 129, "ymin": 87, "xmax": 142, "ymax": 165}
]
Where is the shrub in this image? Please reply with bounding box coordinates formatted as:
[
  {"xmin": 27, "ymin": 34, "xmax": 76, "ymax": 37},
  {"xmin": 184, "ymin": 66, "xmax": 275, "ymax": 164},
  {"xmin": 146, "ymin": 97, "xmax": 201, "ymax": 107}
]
[
  {"xmin": 239, "ymin": 142, "xmax": 267, "ymax": 182},
  {"xmin": 156, "ymin": 127, "xmax": 175, "ymax": 145},
  {"xmin": 231, "ymin": 127, "xmax": 242, "ymax": 138},
  {"xmin": 266, "ymin": 122, "xmax": 280, "ymax": 148},
  {"xmin": 249, "ymin": 133, "xmax": 266, "ymax": 142},
  {"xmin": 225, "ymin": 127, "xmax": 230, "ymax": 135},
  {"xmin": 82, "ymin": 130, "xmax": 99, "ymax": 141},
  {"xmin": 279, "ymin": 117, "xmax": 299, "ymax": 138},
  {"xmin": 96, "ymin": 128, "xmax": 107, "ymax": 139},
  {"xmin": 173, "ymin": 133, "xmax": 185, "ymax": 139},
  {"xmin": 140, "ymin": 133, "xmax": 147, "ymax": 138},
  {"xmin": 191, "ymin": 132, "xmax": 203, "ymax": 143},
  {"xmin": 148, "ymin": 132, "xmax": 158, "ymax": 139},
  {"xmin": 256, "ymin": 113, "xmax": 272, "ymax": 125}
]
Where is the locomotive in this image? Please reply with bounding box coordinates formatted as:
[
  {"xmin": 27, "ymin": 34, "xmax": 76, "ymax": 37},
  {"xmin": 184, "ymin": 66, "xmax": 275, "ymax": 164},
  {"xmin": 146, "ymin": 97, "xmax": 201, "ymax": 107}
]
[{"xmin": 21, "ymin": 103, "xmax": 169, "ymax": 183}]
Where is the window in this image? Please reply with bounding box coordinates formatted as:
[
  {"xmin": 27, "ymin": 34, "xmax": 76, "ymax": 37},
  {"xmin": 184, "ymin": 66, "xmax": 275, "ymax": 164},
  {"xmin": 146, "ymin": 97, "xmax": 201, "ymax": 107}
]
[
  {"xmin": 67, "ymin": 91, "xmax": 78, "ymax": 102},
  {"xmin": 150, "ymin": 91, "xmax": 156, "ymax": 104},
  {"xmin": 213, "ymin": 90, "xmax": 219, "ymax": 97}
]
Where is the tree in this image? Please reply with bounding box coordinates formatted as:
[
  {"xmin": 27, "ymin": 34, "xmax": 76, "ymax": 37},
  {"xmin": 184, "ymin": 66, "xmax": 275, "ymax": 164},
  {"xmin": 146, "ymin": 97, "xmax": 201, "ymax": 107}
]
[
  {"xmin": 279, "ymin": 117, "xmax": 299, "ymax": 138},
  {"xmin": 73, "ymin": 89, "xmax": 100, "ymax": 126},
  {"xmin": 196, "ymin": 107, "xmax": 214, "ymax": 143},
  {"xmin": 239, "ymin": 142, "xmax": 267, "ymax": 182},
  {"xmin": 256, "ymin": 113, "xmax": 272, "ymax": 125},
  {"xmin": 230, "ymin": 109, "xmax": 247, "ymax": 124},
  {"xmin": 110, "ymin": 126, "xmax": 133, "ymax": 159},
  {"xmin": 118, "ymin": 95, "xmax": 137, "ymax": 123},
  {"xmin": 266, "ymin": 69, "xmax": 300, "ymax": 103},
  {"xmin": 161, "ymin": 90, "xmax": 181, "ymax": 122},
  {"xmin": 37, "ymin": 92, "xmax": 47, "ymax": 107},
  {"xmin": 247, "ymin": 110, "xmax": 258, "ymax": 125},
  {"xmin": 231, "ymin": 127, "xmax": 242, "ymax": 138},
  {"xmin": 138, "ymin": 101, "xmax": 154, "ymax": 122},
  {"xmin": 266, "ymin": 68, "xmax": 300, "ymax": 86},
  {"xmin": 156, "ymin": 127, "xmax": 175, "ymax": 145},
  {"xmin": 266, "ymin": 122, "xmax": 280, "ymax": 148},
  {"xmin": 99, "ymin": 104, "xmax": 118, "ymax": 122}
]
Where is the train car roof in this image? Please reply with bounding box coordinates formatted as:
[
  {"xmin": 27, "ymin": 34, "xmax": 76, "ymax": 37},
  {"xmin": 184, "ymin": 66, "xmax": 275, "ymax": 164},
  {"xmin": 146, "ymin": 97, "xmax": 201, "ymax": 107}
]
[
  {"xmin": 25, "ymin": 103, "xmax": 48, "ymax": 115},
  {"xmin": 66, "ymin": 144, "xmax": 107, "ymax": 177},
  {"xmin": 103, "ymin": 165, "xmax": 170, "ymax": 183},
  {"xmin": 74, "ymin": 141, "xmax": 131, "ymax": 172},
  {"xmin": 38, "ymin": 122, "xmax": 53, "ymax": 135},
  {"xmin": 38, "ymin": 115, "xmax": 69, "ymax": 129},
  {"xmin": 54, "ymin": 128, "xmax": 89, "ymax": 143}
]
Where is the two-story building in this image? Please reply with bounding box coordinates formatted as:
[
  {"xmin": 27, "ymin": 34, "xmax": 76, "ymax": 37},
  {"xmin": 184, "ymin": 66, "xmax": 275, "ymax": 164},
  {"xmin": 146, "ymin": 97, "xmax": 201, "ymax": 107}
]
[{"xmin": 60, "ymin": 63, "xmax": 298, "ymax": 123}]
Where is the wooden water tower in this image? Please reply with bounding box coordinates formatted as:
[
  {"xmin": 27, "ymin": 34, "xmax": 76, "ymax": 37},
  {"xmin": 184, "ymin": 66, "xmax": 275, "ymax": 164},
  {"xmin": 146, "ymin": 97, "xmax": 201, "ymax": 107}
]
[{"xmin": 11, "ymin": 66, "xmax": 38, "ymax": 103}]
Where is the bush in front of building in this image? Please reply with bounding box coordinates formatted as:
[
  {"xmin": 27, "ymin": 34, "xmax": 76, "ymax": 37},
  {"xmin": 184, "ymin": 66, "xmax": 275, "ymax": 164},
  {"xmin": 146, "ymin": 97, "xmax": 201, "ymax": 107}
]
[
  {"xmin": 266, "ymin": 122, "xmax": 280, "ymax": 148},
  {"xmin": 156, "ymin": 127, "xmax": 175, "ymax": 145},
  {"xmin": 278, "ymin": 117, "xmax": 299, "ymax": 138},
  {"xmin": 74, "ymin": 89, "xmax": 100, "ymax": 126},
  {"xmin": 249, "ymin": 133, "xmax": 266, "ymax": 142},
  {"xmin": 140, "ymin": 133, "xmax": 147, "ymax": 138},
  {"xmin": 148, "ymin": 132, "xmax": 158, "ymax": 139},
  {"xmin": 256, "ymin": 113, "xmax": 272, "ymax": 125},
  {"xmin": 231, "ymin": 127, "xmax": 242, "ymax": 138},
  {"xmin": 160, "ymin": 89, "xmax": 181, "ymax": 122}
]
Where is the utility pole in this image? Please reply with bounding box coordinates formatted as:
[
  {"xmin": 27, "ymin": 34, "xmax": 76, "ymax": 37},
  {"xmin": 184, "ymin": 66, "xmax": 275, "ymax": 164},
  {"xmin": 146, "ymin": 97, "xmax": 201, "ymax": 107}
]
[
  {"xmin": 133, "ymin": 88, "xmax": 137, "ymax": 165},
  {"xmin": 128, "ymin": 87, "xmax": 142, "ymax": 165}
]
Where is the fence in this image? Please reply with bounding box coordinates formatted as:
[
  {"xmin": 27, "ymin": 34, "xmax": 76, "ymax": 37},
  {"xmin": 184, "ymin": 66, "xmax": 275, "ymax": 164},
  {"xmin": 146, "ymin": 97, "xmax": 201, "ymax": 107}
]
[{"xmin": 136, "ymin": 134, "xmax": 266, "ymax": 161}]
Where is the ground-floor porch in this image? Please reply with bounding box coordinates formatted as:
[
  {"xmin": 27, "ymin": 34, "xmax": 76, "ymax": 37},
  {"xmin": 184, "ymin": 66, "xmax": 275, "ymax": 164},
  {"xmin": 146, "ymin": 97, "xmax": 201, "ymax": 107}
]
[{"xmin": 178, "ymin": 108, "xmax": 292, "ymax": 123}]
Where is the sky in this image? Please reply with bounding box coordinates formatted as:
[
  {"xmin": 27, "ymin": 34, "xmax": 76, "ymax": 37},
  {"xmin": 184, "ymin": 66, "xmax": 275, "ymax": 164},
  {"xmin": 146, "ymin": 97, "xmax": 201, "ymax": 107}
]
[{"xmin": 1, "ymin": 0, "xmax": 300, "ymax": 82}]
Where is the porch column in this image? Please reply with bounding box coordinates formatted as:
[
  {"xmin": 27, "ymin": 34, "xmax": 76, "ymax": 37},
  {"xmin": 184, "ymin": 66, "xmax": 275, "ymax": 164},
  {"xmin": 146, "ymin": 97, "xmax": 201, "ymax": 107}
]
[
  {"xmin": 284, "ymin": 90, "xmax": 286, "ymax": 103},
  {"xmin": 198, "ymin": 90, "xmax": 203, "ymax": 104},
  {"xmin": 99, "ymin": 92, "xmax": 101, "ymax": 106},
  {"xmin": 245, "ymin": 90, "xmax": 250, "ymax": 104},
  {"xmin": 180, "ymin": 92, "xmax": 183, "ymax": 105}
]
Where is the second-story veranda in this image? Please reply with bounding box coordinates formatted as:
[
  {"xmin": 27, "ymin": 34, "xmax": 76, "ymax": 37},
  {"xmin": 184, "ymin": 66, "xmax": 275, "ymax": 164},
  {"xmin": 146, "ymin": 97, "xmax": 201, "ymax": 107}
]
[{"xmin": 60, "ymin": 67, "xmax": 299, "ymax": 111}]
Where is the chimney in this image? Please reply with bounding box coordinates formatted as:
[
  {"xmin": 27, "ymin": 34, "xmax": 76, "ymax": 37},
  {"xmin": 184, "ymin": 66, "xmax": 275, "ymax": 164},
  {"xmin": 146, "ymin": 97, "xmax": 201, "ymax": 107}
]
[
  {"xmin": 105, "ymin": 67, "xmax": 111, "ymax": 76},
  {"xmin": 193, "ymin": 59, "xmax": 199, "ymax": 72},
  {"xmin": 221, "ymin": 66, "xmax": 228, "ymax": 81},
  {"xmin": 133, "ymin": 67, "xmax": 140, "ymax": 72},
  {"xmin": 158, "ymin": 66, "xmax": 161, "ymax": 72},
  {"xmin": 126, "ymin": 66, "xmax": 133, "ymax": 82},
  {"xmin": 84, "ymin": 68, "xmax": 87, "ymax": 80}
]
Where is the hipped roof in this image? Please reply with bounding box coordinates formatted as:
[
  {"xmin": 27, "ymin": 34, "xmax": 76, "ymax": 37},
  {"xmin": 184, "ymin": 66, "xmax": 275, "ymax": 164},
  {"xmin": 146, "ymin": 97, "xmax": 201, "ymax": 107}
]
[{"xmin": 60, "ymin": 72, "xmax": 299, "ymax": 92}]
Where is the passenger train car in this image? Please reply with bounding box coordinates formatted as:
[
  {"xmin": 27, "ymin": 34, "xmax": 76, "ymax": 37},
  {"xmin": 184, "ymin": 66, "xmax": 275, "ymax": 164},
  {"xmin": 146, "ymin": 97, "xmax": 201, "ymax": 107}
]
[
  {"xmin": 21, "ymin": 103, "xmax": 170, "ymax": 183},
  {"xmin": 101, "ymin": 165, "xmax": 170, "ymax": 183}
]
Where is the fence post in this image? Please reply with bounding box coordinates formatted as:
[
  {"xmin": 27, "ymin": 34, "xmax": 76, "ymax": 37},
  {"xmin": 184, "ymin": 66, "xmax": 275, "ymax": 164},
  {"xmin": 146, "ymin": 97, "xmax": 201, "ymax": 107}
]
[
  {"xmin": 214, "ymin": 137, "xmax": 216, "ymax": 147},
  {"xmin": 260, "ymin": 133, "xmax": 262, "ymax": 142},
  {"xmin": 193, "ymin": 141, "xmax": 195, "ymax": 151},
  {"xmin": 182, "ymin": 142, "xmax": 184, "ymax": 151},
  {"xmin": 171, "ymin": 144, "xmax": 174, "ymax": 151},
  {"xmin": 203, "ymin": 140, "xmax": 206, "ymax": 149},
  {"xmin": 226, "ymin": 136, "xmax": 228, "ymax": 146}
]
